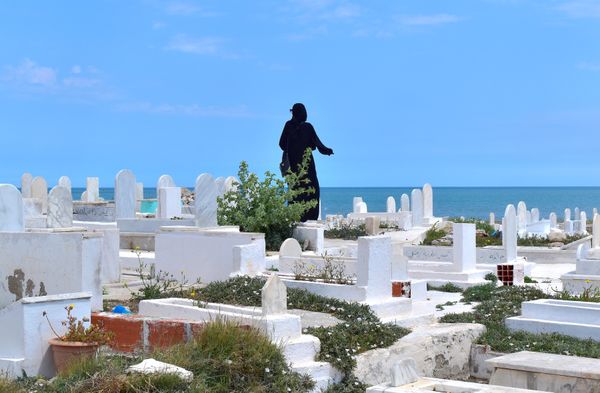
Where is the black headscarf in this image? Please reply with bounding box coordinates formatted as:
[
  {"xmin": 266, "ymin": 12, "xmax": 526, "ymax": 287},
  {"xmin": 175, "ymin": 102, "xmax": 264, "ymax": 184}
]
[{"xmin": 291, "ymin": 103, "xmax": 307, "ymax": 122}]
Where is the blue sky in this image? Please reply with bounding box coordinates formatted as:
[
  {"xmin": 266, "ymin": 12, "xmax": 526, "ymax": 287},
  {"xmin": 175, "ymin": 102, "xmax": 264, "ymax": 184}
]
[{"xmin": 1, "ymin": 0, "xmax": 600, "ymax": 187}]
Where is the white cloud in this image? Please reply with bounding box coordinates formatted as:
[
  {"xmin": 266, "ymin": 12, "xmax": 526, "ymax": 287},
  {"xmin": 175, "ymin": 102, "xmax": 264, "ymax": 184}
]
[
  {"xmin": 166, "ymin": 34, "xmax": 222, "ymax": 55},
  {"xmin": 118, "ymin": 101, "xmax": 253, "ymax": 117},
  {"xmin": 557, "ymin": 0, "xmax": 600, "ymax": 18},
  {"xmin": 71, "ymin": 65, "xmax": 82, "ymax": 74},
  {"xmin": 397, "ymin": 14, "xmax": 462, "ymax": 26},
  {"xmin": 3, "ymin": 59, "xmax": 57, "ymax": 87},
  {"xmin": 578, "ymin": 61, "xmax": 600, "ymax": 71},
  {"xmin": 166, "ymin": 1, "xmax": 201, "ymax": 15}
]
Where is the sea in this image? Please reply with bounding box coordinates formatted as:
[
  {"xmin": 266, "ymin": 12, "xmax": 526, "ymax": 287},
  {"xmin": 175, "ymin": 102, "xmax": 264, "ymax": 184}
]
[{"xmin": 81, "ymin": 187, "xmax": 600, "ymax": 220}]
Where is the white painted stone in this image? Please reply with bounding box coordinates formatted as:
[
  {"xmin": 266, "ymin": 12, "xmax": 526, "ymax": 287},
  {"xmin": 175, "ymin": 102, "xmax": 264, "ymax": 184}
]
[
  {"xmin": 386, "ymin": 196, "xmax": 396, "ymax": 213},
  {"xmin": 390, "ymin": 358, "xmax": 420, "ymax": 386},
  {"xmin": 517, "ymin": 201, "xmax": 527, "ymax": 235},
  {"xmin": 293, "ymin": 225, "xmax": 324, "ymax": 254},
  {"xmin": 215, "ymin": 177, "xmax": 226, "ymax": 196},
  {"xmin": 262, "ymin": 274, "xmax": 287, "ymax": 316},
  {"xmin": 503, "ymin": 204, "xmax": 517, "ymax": 263},
  {"xmin": 224, "ymin": 176, "xmax": 238, "ymax": 193},
  {"xmin": 594, "ymin": 208, "xmax": 598, "ymax": 218},
  {"xmin": 31, "ymin": 176, "xmax": 48, "ymax": 214},
  {"xmin": 21, "ymin": 173, "xmax": 33, "ymax": 198},
  {"xmin": 357, "ymin": 235, "xmax": 392, "ymax": 300},
  {"xmin": 574, "ymin": 207, "xmax": 580, "ymax": 220},
  {"xmin": 356, "ymin": 201, "xmax": 368, "ymax": 213},
  {"xmin": 57, "ymin": 176, "xmax": 71, "ymax": 194},
  {"xmin": 400, "ymin": 194, "xmax": 410, "ymax": 212},
  {"xmin": 579, "ymin": 211, "xmax": 588, "ymax": 235},
  {"xmin": 489, "ymin": 212, "xmax": 495, "ymax": 226},
  {"xmin": 365, "ymin": 216, "xmax": 381, "ymax": 236},
  {"xmin": 280, "ymin": 238, "xmax": 303, "ymax": 259},
  {"xmin": 422, "ymin": 183, "xmax": 433, "ymax": 219},
  {"xmin": 0, "ymin": 184, "xmax": 24, "ymax": 232},
  {"xmin": 75, "ymin": 221, "xmax": 120, "ymax": 284},
  {"xmin": 128, "ymin": 359, "xmax": 193, "ymax": 382},
  {"xmin": 86, "ymin": 177, "xmax": 99, "ymax": 202},
  {"xmin": 158, "ymin": 187, "xmax": 181, "ymax": 219},
  {"xmin": 593, "ymin": 214, "xmax": 600, "ymax": 249},
  {"xmin": 156, "ymin": 174, "xmax": 175, "ymax": 218},
  {"xmin": 411, "ymin": 189, "xmax": 423, "ymax": 227},
  {"xmin": 452, "ymin": 223, "xmax": 476, "ymax": 272},
  {"xmin": 115, "ymin": 169, "xmax": 136, "ymax": 219},
  {"xmin": 233, "ymin": 242, "xmax": 265, "ymax": 276},
  {"xmin": 531, "ymin": 208, "xmax": 539, "ymax": 223},
  {"xmin": 194, "ymin": 173, "xmax": 218, "ymax": 227},
  {"xmin": 136, "ymin": 183, "xmax": 144, "ymax": 200},
  {"xmin": 564, "ymin": 208, "xmax": 571, "ymax": 222},
  {"xmin": 353, "ymin": 197, "xmax": 363, "ymax": 213},
  {"xmin": 46, "ymin": 186, "xmax": 73, "ymax": 228},
  {"xmin": 80, "ymin": 190, "xmax": 88, "ymax": 202},
  {"xmin": 549, "ymin": 212, "xmax": 557, "ymax": 228}
]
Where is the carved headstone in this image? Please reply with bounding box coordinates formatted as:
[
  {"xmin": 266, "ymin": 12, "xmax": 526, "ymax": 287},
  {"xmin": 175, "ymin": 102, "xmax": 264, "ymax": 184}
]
[
  {"xmin": 0, "ymin": 184, "xmax": 24, "ymax": 232},
  {"xmin": 400, "ymin": 193, "xmax": 410, "ymax": 212},
  {"xmin": 386, "ymin": 196, "xmax": 396, "ymax": 213},
  {"xmin": 31, "ymin": 176, "xmax": 48, "ymax": 214},
  {"xmin": 194, "ymin": 173, "xmax": 218, "ymax": 227},
  {"xmin": 422, "ymin": 183, "xmax": 433, "ymax": 218},
  {"xmin": 261, "ymin": 274, "xmax": 287, "ymax": 316},
  {"xmin": 47, "ymin": 186, "xmax": 73, "ymax": 228},
  {"xmin": 21, "ymin": 173, "xmax": 33, "ymax": 198},
  {"xmin": 503, "ymin": 204, "xmax": 517, "ymax": 263},
  {"xmin": 115, "ymin": 169, "xmax": 136, "ymax": 219},
  {"xmin": 411, "ymin": 189, "xmax": 423, "ymax": 227}
]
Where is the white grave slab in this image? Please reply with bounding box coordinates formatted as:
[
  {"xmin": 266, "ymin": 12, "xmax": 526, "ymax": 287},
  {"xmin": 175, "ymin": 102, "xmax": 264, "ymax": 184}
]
[
  {"xmin": 0, "ymin": 184, "xmax": 24, "ymax": 232},
  {"xmin": 115, "ymin": 169, "xmax": 136, "ymax": 219},
  {"xmin": 31, "ymin": 176, "xmax": 48, "ymax": 214},
  {"xmin": 21, "ymin": 173, "xmax": 33, "ymax": 198},
  {"xmin": 400, "ymin": 194, "xmax": 410, "ymax": 212},
  {"xmin": 194, "ymin": 174, "xmax": 218, "ymax": 227},
  {"xmin": 46, "ymin": 186, "xmax": 73, "ymax": 228},
  {"xmin": 411, "ymin": 189, "xmax": 423, "ymax": 227},
  {"xmin": 158, "ymin": 187, "xmax": 181, "ymax": 219},
  {"xmin": 86, "ymin": 177, "xmax": 100, "ymax": 202}
]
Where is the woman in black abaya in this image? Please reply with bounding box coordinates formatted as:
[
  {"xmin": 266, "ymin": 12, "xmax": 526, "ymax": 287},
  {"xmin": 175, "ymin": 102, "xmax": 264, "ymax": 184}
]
[{"xmin": 279, "ymin": 103, "xmax": 334, "ymax": 222}]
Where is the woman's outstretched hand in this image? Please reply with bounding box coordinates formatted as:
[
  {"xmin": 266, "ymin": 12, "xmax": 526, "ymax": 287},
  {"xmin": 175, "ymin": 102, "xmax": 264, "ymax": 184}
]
[{"xmin": 325, "ymin": 148, "xmax": 334, "ymax": 156}]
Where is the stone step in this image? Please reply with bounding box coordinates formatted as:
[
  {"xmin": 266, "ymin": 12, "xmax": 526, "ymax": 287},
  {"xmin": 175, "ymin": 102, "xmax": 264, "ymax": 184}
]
[
  {"xmin": 282, "ymin": 334, "xmax": 320, "ymax": 364},
  {"xmin": 292, "ymin": 361, "xmax": 338, "ymax": 383}
]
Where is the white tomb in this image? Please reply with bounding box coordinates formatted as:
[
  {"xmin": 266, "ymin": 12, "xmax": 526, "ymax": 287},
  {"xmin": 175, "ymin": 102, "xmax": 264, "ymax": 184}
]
[{"xmin": 561, "ymin": 214, "xmax": 600, "ymax": 293}]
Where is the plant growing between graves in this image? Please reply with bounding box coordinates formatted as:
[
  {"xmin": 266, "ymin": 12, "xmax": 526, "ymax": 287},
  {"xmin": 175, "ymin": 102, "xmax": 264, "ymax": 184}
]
[
  {"xmin": 292, "ymin": 253, "xmax": 354, "ymax": 284},
  {"xmin": 441, "ymin": 284, "xmax": 600, "ymax": 358},
  {"xmin": 517, "ymin": 233, "xmax": 587, "ymax": 247},
  {"xmin": 324, "ymin": 221, "xmax": 368, "ymax": 240},
  {"xmin": 420, "ymin": 223, "xmax": 447, "ymax": 245},
  {"xmin": 194, "ymin": 276, "xmax": 410, "ymax": 385},
  {"xmin": 426, "ymin": 282, "xmax": 464, "ymax": 293},
  {"xmin": 217, "ymin": 150, "xmax": 317, "ymax": 251},
  {"xmin": 10, "ymin": 319, "xmax": 313, "ymax": 393}
]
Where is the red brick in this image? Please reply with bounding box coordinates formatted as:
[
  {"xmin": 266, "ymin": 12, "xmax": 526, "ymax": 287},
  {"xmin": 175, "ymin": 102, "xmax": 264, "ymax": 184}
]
[
  {"xmin": 146, "ymin": 320, "xmax": 186, "ymax": 350},
  {"xmin": 92, "ymin": 312, "xmax": 144, "ymax": 353},
  {"xmin": 188, "ymin": 321, "xmax": 205, "ymax": 340}
]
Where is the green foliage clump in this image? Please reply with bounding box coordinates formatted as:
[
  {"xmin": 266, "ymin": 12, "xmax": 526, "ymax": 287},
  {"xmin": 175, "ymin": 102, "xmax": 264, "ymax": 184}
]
[
  {"xmin": 195, "ymin": 276, "xmax": 410, "ymax": 378},
  {"xmin": 462, "ymin": 282, "xmax": 497, "ymax": 302},
  {"xmin": 448, "ymin": 217, "xmax": 495, "ymax": 234},
  {"xmin": 421, "ymin": 224, "xmax": 447, "ymax": 245},
  {"xmin": 555, "ymin": 285, "xmax": 600, "ymax": 302},
  {"xmin": 517, "ymin": 233, "xmax": 587, "ymax": 247},
  {"xmin": 325, "ymin": 222, "xmax": 368, "ymax": 240},
  {"xmin": 427, "ymin": 282, "xmax": 464, "ymax": 293},
  {"xmin": 441, "ymin": 284, "xmax": 600, "ymax": 358},
  {"xmin": 217, "ymin": 151, "xmax": 317, "ymax": 251}
]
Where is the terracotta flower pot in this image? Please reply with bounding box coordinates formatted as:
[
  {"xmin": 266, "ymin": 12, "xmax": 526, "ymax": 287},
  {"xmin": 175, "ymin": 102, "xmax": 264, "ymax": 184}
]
[{"xmin": 48, "ymin": 338, "xmax": 99, "ymax": 373}]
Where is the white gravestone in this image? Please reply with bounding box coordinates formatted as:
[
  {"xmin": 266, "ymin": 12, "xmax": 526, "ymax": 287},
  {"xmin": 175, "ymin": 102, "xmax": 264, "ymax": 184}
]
[
  {"xmin": 215, "ymin": 177, "xmax": 226, "ymax": 196},
  {"xmin": 411, "ymin": 189, "xmax": 423, "ymax": 227},
  {"xmin": 58, "ymin": 176, "xmax": 72, "ymax": 194},
  {"xmin": 353, "ymin": 197, "xmax": 363, "ymax": 213},
  {"xmin": 224, "ymin": 176, "xmax": 238, "ymax": 193},
  {"xmin": 390, "ymin": 358, "xmax": 420, "ymax": 387},
  {"xmin": 357, "ymin": 235, "xmax": 392, "ymax": 300},
  {"xmin": 564, "ymin": 208, "xmax": 571, "ymax": 222},
  {"xmin": 31, "ymin": 176, "xmax": 48, "ymax": 214},
  {"xmin": 21, "ymin": 173, "xmax": 33, "ymax": 198},
  {"xmin": 158, "ymin": 187, "xmax": 182, "ymax": 219},
  {"xmin": 422, "ymin": 183, "xmax": 433, "ymax": 219},
  {"xmin": 503, "ymin": 204, "xmax": 518, "ymax": 263},
  {"xmin": 0, "ymin": 184, "xmax": 24, "ymax": 232},
  {"xmin": 549, "ymin": 212, "xmax": 557, "ymax": 228},
  {"xmin": 136, "ymin": 183, "xmax": 144, "ymax": 201},
  {"xmin": 489, "ymin": 212, "xmax": 495, "ymax": 226},
  {"xmin": 531, "ymin": 208, "xmax": 540, "ymax": 223},
  {"xmin": 564, "ymin": 208, "xmax": 573, "ymax": 234},
  {"xmin": 356, "ymin": 201, "xmax": 367, "ymax": 213},
  {"xmin": 86, "ymin": 177, "xmax": 100, "ymax": 202},
  {"xmin": 156, "ymin": 175, "xmax": 176, "ymax": 218},
  {"xmin": 400, "ymin": 193, "xmax": 410, "ymax": 212},
  {"xmin": 594, "ymin": 208, "xmax": 598, "ymax": 218},
  {"xmin": 261, "ymin": 274, "xmax": 287, "ymax": 316},
  {"xmin": 579, "ymin": 211, "xmax": 588, "ymax": 235},
  {"xmin": 280, "ymin": 238, "xmax": 302, "ymax": 258},
  {"xmin": 575, "ymin": 207, "xmax": 580, "ymax": 220},
  {"xmin": 526, "ymin": 210, "xmax": 532, "ymax": 225},
  {"xmin": 47, "ymin": 186, "xmax": 73, "ymax": 228},
  {"xmin": 195, "ymin": 173, "xmax": 218, "ymax": 227},
  {"xmin": 517, "ymin": 201, "xmax": 527, "ymax": 235},
  {"xmin": 80, "ymin": 190, "xmax": 88, "ymax": 202},
  {"xmin": 115, "ymin": 169, "xmax": 136, "ymax": 219},
  {"xmin": 386, "ymin": 196, "xmax": 396, "ymax": 213},
  {"xmin": 452, "ymin": 223, "xmax": 476, "ymax": 272},
  {"xmin": 593, "ymin": 214, "xmax": 600, "ymax": 249}
]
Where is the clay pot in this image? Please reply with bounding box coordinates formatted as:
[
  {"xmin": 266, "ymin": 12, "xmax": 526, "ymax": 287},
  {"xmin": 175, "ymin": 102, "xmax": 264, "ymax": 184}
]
[{"xmin": 48, "ymin": 338, "xmax": 99, "ymax": 373}]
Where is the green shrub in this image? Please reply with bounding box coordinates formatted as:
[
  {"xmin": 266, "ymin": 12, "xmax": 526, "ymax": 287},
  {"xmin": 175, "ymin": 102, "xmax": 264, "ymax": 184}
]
[
  {"xmin": 217, "ymin": 151, "xmax": 317, "ymax": 251},
  {"xmin": 462, "ymin": 283, "xmax": 497, "ymax": 302},
  {"xmin": 427, "ymin": 283, "xmax": 463, "ymax": 293},
  {"xmin": 325, "ymin": 223, "xmax": 368, "ymax": 240},
  {"xmin": 421, "ymin": 224, "xmax": 447, "ymax": 245}
]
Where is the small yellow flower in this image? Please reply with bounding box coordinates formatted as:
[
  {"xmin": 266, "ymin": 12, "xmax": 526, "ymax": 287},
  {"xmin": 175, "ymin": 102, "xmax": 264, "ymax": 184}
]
[
  {"xmin": 585, "ymin": 279, "xmax": 592, "ymax": 284},
  {"xmin": 69, "ymin": 304, "xmax": 75, "ymax": 310}
]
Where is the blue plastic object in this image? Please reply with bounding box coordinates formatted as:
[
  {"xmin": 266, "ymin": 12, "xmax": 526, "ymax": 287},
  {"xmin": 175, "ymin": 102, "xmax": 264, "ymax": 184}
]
[{"xmin": 112, "ymin": 305, "xmax": 132, "ymax": 314}]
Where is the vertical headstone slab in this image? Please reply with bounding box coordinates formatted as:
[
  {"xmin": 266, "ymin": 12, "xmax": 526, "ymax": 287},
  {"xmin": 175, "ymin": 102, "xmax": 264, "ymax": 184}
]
[
  {"xmin": 390, "ymin": 358, "xmax": 420, "ymax": 387},
  {"xmin": 517, "ymin": 201, "xmax": 527, "ymax": 233},
  {"xmin": 31, "ymin": 176, "xmax": 48, "ymax": 214},
  {"xmin": 564, "ymin": 208, "xmax": 571, "ymax": 222},
  {"xmin": 593, "ymin": 214, "xmax": 600, "ymax": 249},
  {"xmin": 411, "ymin": 189, "xmax": 423, "ymax": 227},
  {"xmin": 47, "ymin": 186, "xmax": 73, "ymax": 228},
  {"xmin": 261, "ymin": 274, "xmax": 287, "ymax": 316},
  {"xmin": 489, "ymin": 212, "xmax": 495, "ymax": 226},
  {"xmin": 158, "ymin": 187, "xmax": 182, "ymax": 219},
  {"xmin": 279, "ymin": 238, "xmax": 302, "ymax": 257},
  {"xmin": 80, "ymin": 190, "xmax": 88, "ymax": 202},
  {"xmin": 575, "ymin": 207, "xmax": 580, "ymax": 220},
  {"xmin": 156, "ymin": 174, "xmax": 175, "ymax": 218},
  {"xmin": 580, "ymin": 211, "xmax": 588, "ymax": 234},
  {"xmin": 400, "ymin": 194, "xmax": 410, "ymax": 212},
  {"xmin": 0, "ymin": 184, "xmax": 24, "ymax": 231},
  {"xmin": 365, "ymin": 216, "xmax": 381, "ymax": 236},
  {"xmin": 86, "ymin": 177, "xmax": 100, "ymax": 202},
  {"xmin": 531, "ymin": 208, "xmax": 540, "ymax": 223},
  {"xmin": 21, "ymin": 173, "xmax": 33, "ymax": 198},
  {"xmin": 594, "ymin": 208, "xmax": 598, "ymax": 218},
  {"xmin": 353, "ymin": 197, "xmax": 363, "ymax": 213},
  {"xmin": 115, "ymin": 169, "xmax": 136, "ymax": 219},
  {"xmin": 224, "ymin": 176, "xmax": 238, "ymax": 193},
  {"xmin": 549, "ymin": 212, "xmax": 557, "ymax": 228},
  {"xmin": 194, "ymin": 173, "xmax": 218, "ymax": 227},
  {"xmin": 452, "ymin": 223, "xmax": 476, "ymax": 272},
  {"xmin": 357, "ymin": 235, "xmax": 392, "ymax": 300},
  {"xmin": 58, "ymin": 176, "xmax": 72, "ymax": 194},
  {"xmin": 136, "ymin": 182, "xmax": 144, "ymax": 201},
  {"xmin": 215, "ymin": 177, "xmax": 226, "ymax": 197},
  {"xmin": 503, "ymin": 204, "xmax": 517, "ymax": 263},
  {"xmin": 386, "ymin": 196, "xmax": 396, "ymax": 213},
  {"xmin": 356, "ymin": 201, "xmax": 368, "ymax": 213},
  {"xmin": 422, "ymin": 183, "xmax": 433, "ymax": 218}
]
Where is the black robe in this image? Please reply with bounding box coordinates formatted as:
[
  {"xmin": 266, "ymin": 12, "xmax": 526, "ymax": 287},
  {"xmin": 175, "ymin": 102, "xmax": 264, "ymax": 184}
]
[{"xmin": 279, "ymin": 104, "xmax": 333, "ymax": 221}]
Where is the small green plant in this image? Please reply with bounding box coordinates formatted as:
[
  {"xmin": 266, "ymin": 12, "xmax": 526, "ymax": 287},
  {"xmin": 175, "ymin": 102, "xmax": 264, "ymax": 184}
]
[
  {"xmin": 421, "ymin": 223, "xmax": 447, "ymax": 245},
  {"xmin": 517, "ymin": 233, "xmax": 587, "ymax": 247},
  {"xmin": 129, "ymin": 249, "xmax": 199, "ymax": 301},
  {"xmin": 43, "ymin": 304, "xmax": 112, "ymax": 344},
  {"xmin": 485, "ymin": 272, "xmax": 498, "ymax": 283},
  {"xmin": 524, "ymin": 276, "xmax": 538, "ymax": 284},
  {"xmin": 217, "ymin": 150, "xmax": 317, "ymax": 251},
  {"xmin": 462, "ymin": 282, "xmax": 497, "ymax": 302},
  {"xmin": 427, "ymin": 282, "xmax": 463, "ymax": 293},
  {"xmin": 554, "ymin": 283, "xmax": 600, "ymax": 302},
  {"xmin": 436, "ymin": 301, "xmax": 458, "ymax": 311},
  {"xmin": 325, "ymin": 222, "xmax": 368, "ymax": 240},
  {"xmin": 292, "ymin": 253, "xmax": 354, "ymax": 284}
]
